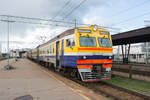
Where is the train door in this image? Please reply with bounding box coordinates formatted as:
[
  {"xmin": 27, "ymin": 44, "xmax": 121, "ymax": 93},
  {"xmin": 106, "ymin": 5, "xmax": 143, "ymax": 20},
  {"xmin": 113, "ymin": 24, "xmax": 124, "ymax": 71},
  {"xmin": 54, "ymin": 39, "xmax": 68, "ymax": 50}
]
[
  {"xmin": 56, "ymin": 41, "xmax": 60, "ymax": 70},
  {"xmin": 37, "ymin": 48, "xmax": 39, "ymax": 61},
  {"xmin": 61, "ymin": 39, "xmax": 64, "ymax": 66}
]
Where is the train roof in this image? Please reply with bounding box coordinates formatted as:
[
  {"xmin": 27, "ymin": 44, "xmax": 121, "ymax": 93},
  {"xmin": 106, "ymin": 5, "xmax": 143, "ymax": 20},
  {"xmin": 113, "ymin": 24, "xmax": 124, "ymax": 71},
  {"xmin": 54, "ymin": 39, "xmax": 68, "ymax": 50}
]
[
  {"xmin": 38, "ymin": 29, "xmax": 74, "ymax": 47},
  {"xmin": 36, "ymin": 25, "xmax": 109, "ymax": 48}
]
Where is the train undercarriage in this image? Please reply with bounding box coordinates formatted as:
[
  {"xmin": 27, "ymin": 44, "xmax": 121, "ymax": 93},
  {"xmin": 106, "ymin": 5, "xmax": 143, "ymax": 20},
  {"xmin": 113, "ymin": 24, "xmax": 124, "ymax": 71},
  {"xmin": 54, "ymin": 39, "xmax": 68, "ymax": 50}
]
[{"xmin": 29, "ymin": 57, "xmax": 111, "ymax": 82}]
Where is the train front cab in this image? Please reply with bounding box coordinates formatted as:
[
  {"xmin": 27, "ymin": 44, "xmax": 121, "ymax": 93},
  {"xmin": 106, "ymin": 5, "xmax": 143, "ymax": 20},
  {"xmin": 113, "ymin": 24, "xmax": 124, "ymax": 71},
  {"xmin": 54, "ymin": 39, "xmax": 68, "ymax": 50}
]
[{"xmin": 75, "ymin": 25, "xmax": 113, "ymax": 82}]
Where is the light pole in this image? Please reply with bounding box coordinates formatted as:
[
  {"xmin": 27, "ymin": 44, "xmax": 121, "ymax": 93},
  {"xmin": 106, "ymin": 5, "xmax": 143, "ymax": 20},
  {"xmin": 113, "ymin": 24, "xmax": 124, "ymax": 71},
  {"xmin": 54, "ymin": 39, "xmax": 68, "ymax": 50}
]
[
  {"xmin": 1, "ymin": 18, "xmax": 15, "ymax": 69},
  {"xmin": 0, "ymin": 42, "xmax": 1, "ymax": 58}
]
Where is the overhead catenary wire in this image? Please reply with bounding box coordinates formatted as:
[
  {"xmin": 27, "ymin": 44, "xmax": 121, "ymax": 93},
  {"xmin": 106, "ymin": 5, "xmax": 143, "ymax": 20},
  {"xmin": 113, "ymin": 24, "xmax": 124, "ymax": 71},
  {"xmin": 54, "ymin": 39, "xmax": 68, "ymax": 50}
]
[
  {"xmin": 0, "ymin": 18, "xmax": 74, "ymax": 28},
  {"xmin": 0, "ymin": 15, "xmax": 76, "ymax": 25},
  {"xmin": 112, "ymin": 11, "xmax": 150, "ymax": 26},
  {"xmin": 0, "ymin": 14, "xmax": 87, "ymax": 27},
  {"xmin": 52, "ymin": 0, "xmax": 72, "ymax": 19},
  {"xmin": 62, "ymin": 0, "xmax": 87, "ymax": 19},
  {"xmin": 110, "ymin": 0, "xmax": 150, "ymax": 18},
  {"xmin": 0, "ymin": 14, "xmax": 122, "ymax": 52},
  {"xmin": 0, "ymin": 14, "xmax": 120, "ymax": 30},
  {"xmin": 109, "ymin": 0, "xmax": 150, "ymax": 26}
]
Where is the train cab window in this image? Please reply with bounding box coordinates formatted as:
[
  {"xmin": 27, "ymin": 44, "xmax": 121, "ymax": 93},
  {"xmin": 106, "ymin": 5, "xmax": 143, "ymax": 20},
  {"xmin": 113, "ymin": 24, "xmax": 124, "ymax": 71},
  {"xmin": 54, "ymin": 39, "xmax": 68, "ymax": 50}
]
[
  {"xmin": 98, "ymin": 38, "xmax": 111, "ymax": 47},
  {"xmin": 80, "ymin": 37, "xmax": 96, "ymax": 47},
  {"xmin": 66, "ymin": 38, "xmax": 75, "ymax": 47},
  {"xmin": 66, "ymin": 39, "xmax": 71, "ymax": 47}
]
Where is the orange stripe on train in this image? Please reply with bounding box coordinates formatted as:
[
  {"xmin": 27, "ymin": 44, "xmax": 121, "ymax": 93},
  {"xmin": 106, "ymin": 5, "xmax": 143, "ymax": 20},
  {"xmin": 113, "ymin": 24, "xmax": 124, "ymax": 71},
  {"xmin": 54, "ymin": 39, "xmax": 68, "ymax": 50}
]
[
  {"xmin": 102, "ymin": 64, "xmax": 112, "ymax": 68},
  {"xmin": 77, "ymin": 59, "xmax": 112, "ymax": 64},
  {"xmin": 77, "ymin": 64, "xmax": 112, "ymax": 69},
  {"xmin": 77, "ymin": 65, "xmax": 93, "ymax": 68},
  {"xmin": 78, "ymin": 48, "xmax": 113, "ymax": 51}
]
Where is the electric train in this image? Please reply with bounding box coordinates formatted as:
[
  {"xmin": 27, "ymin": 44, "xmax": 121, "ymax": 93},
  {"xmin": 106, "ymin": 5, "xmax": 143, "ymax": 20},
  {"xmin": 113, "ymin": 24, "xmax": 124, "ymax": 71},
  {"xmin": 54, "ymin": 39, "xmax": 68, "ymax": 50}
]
[{"xmin": 28, "ymin": 25, "xmax": 113, "ymax": 82}]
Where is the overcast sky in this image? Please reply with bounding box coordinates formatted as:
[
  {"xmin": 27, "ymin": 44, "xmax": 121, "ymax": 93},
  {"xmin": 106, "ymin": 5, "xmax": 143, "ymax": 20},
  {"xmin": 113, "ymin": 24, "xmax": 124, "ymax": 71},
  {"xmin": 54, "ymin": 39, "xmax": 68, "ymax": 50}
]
[{"xmin": 0, "ymin": 0, "xmax": 150, "ymax": 52}]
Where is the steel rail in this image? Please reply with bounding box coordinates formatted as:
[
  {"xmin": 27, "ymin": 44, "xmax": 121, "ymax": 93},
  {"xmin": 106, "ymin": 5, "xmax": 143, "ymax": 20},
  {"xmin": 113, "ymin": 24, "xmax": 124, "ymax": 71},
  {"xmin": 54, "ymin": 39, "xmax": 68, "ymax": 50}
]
[{"xmin": 102, "ymin": 81, "xmax": 150, "ymax": 100}]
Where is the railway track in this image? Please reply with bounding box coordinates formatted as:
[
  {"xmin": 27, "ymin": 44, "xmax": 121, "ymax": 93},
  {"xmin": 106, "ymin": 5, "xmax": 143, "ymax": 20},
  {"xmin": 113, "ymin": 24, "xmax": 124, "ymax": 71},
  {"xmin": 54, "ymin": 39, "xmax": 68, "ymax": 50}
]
[
  {"xmin": 32, "ymin": 60, "xmax": 150, "ymax": 100},
  {"xmin": 68, "ymin": 78, "xmax": 126, "ymax": 100},
  {"xmin": 112, "ymin": 67, "xmax": 150, "ymax": 76},
  {"xmin": 54, "ymin": 70, "xmax": 150, "ymax": 100},
  {"xmin": 113, "ymin": 62, "xmax": 150, "ymax": 67},
  {"xmin": 101, "ymin": 81, "xmax": 150, "ymax": 100},
  {"xmin": 65, "ymin": 76, "xmax": 150, "ymax": 100}
]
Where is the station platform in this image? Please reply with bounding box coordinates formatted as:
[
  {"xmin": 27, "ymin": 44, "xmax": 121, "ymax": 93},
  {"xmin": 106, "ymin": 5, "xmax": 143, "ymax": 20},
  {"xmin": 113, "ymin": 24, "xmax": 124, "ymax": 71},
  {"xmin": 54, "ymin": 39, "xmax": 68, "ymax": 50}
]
[{"xmin": 0, "ymin": 59, "xmax": 103, "ymax": 100}]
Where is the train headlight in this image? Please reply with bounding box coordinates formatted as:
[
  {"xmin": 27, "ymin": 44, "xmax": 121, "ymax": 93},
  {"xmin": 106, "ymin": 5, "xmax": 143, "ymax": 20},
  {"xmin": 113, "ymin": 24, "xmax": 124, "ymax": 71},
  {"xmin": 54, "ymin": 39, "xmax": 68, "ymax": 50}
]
[
  {"xmin": 109, "ymin": 56, "xmax": 112, "ymax": 59},
  {"xmin": 83, "ymin": 56, "xmax": 86, "ymax": 59},
  {"xmin": 93, "ymin": 25, "xmax": 98, "ymax": 31}
]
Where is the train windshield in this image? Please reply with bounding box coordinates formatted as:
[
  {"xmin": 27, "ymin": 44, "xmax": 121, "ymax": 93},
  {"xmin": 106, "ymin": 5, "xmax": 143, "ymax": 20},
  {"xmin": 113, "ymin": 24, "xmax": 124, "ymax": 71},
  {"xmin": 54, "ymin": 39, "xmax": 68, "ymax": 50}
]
[
  {"xmin": 80, "ymin": 37, "xmax": 97, "ymax": 47},
  {"xmin": 98, "ymin": 38, "xmax": 111, "ymax": 47}
]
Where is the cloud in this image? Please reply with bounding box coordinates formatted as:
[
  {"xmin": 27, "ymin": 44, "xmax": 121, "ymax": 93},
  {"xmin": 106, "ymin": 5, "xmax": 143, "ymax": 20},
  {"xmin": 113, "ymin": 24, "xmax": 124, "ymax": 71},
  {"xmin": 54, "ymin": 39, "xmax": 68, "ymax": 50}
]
[
  {"xmin": 9, "ymin": 26, "xmax": 67, "ymax": 48},
  {"xmin": 83, "ymin": 16, "xmax": 109, "ymax": 26},
  {"xmin": 0, "ymin": 0, "xmax": 114, "ymax": 52}
]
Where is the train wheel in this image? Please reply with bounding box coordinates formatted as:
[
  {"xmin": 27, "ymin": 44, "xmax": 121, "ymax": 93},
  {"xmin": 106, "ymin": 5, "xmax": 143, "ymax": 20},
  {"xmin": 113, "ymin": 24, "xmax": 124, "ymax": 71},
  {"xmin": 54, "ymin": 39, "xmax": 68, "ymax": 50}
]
[
  {"xmin": 77, "ymin": 71, "xmax": 82, "ymax": 81},
  {"xmin": 71, "ymin": 69, "xmax": 77, "ymax": 78}
]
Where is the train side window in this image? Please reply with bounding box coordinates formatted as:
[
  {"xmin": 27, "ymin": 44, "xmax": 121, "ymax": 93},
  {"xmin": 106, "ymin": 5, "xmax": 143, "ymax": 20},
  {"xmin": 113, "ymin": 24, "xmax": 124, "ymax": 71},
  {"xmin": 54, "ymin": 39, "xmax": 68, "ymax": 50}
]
[
  {"xmin": 72, "ymin": 39, "xmax": 75, "ymax": 46},
  {"xmin": 66, "ymin": 38, "xmax": 75, "ymax": 47},
  {"xmin": 47, "ymin": 49, "xmax": 49, "ymax": 54},
  {"xmin": 66, "ymin": 39, "xmax": 71, "ymax": 47},
  {"xmin": 50, "ymin": 45, "xmax": 54, "ymax": 54}
]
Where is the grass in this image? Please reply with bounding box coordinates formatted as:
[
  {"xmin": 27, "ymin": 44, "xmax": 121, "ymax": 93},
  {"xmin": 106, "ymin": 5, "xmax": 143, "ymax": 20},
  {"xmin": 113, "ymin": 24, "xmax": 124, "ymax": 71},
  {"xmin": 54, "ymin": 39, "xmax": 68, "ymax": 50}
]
[{"xmin": 105, "ymin": 76, "xmax": 150, "ymax": 95}]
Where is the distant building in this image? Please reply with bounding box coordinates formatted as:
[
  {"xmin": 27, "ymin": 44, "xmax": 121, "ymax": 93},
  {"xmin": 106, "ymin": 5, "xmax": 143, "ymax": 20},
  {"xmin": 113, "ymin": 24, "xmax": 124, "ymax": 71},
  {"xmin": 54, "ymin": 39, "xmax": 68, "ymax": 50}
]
[
  {"xmin": 9, "ymin": 48, "xmax": 31, "ymax": 58},
  {"xmin": 113, "ymin": 43, "xmax": 150, "ymax": 63},
  {"xmin": 10, "ymin": 49, "xmax": 20, "ymax": 58}
]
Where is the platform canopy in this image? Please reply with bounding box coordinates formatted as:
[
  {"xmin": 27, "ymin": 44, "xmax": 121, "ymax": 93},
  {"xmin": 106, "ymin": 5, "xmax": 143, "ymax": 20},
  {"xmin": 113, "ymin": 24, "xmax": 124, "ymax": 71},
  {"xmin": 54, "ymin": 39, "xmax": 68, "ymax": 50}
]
[{"xmin": 112, "ymin": 27, "xmax": 150, "ymax": 46}]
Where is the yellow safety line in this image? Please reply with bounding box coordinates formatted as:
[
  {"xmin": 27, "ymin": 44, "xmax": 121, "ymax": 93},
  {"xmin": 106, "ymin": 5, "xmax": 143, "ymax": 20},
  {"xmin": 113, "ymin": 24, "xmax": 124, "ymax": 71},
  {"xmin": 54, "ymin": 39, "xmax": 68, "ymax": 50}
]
[{"xmin": 40, "ymin": 67, "xmax": 91, "ymax": 100}]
